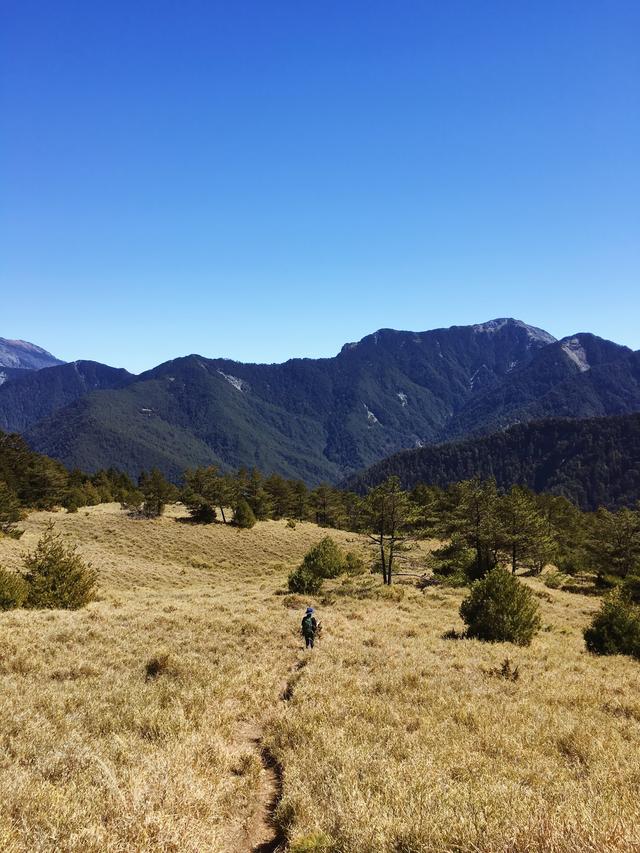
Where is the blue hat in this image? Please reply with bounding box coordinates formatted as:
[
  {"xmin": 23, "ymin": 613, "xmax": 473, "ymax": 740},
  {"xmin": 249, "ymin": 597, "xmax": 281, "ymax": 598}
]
[{"xmin": 306, "ymin": 607, "xmax": 314, "ymax": 614}]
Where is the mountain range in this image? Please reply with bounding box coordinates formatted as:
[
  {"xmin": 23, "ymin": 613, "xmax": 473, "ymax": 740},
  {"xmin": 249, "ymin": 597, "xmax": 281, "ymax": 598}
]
[{"xmin": 1, "ymin": 318, "xmax": 639, "ymax": 484}]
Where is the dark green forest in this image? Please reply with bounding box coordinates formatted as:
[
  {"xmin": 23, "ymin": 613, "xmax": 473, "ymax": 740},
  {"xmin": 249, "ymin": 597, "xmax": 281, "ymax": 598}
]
[{"xmin": 345, "ymin": 413, "xmax": 640, "ymax": 511}]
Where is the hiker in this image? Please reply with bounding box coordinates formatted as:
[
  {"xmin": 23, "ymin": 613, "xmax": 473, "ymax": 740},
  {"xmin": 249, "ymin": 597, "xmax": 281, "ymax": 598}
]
[{"xmin": 301, "ymin": 606, "xmax": 317, "ymax": 649}]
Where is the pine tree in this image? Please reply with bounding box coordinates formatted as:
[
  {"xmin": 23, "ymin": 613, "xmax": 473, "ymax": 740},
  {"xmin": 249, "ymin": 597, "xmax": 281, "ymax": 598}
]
[
  {"xmin": 443, "ymin": 479, "xmax": 502, "ymax": 580},
  {"xmin": 362, "ymin": 477, "xmax": 410, "ymax": 584},
  {"xmin": 242, "ymin": 469, "xmax": 273, "ymax": 520},
  {"xmin": 587, "ymin": 507, "xmax": 640, "ymax": 580},
  {"xmin": 233, "ymin": 499, "xmax": 256, "ymax": 529},
  {"xmin": 23, "ymin": 523, "xmax": 97, "ymax": 609},
  {"xmin": 0, "ymin": 480, "xmax": 22, "ymax": 536},
  {"xmin": 499, "ymin": 486, "xmax": 556, "ymax": 574},
  {"xmin": 140, "ymin": 468, "xmax": 175, "ymax": 518}
]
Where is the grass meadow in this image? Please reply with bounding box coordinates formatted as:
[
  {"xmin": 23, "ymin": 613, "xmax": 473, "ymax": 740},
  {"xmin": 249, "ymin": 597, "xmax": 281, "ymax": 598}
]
[{"xmin": 1, "ymin": 504, "xmax": 639, "ymax": 852}]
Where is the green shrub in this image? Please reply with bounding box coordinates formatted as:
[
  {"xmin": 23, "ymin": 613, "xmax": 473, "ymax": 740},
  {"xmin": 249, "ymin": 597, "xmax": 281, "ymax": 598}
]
[
  {"xmin": 555, "ymin": 552, "xmax": 583, "ymax": 575},
  {"xmin": 287, "ymin": 537, "xmax": 347, "ymax": 594},
  {"xmin": 584, "ymin": 589, "xmax": 640, "ymax": 658},
  {"xmin": 287, "ymin": 565, "xmax": 324, "ymax": 594},
  {"xmin": 344, "ymin": 551, "xmax": 367, "ymax": 575},
  {"xmin": 460, "ymin": 568, "xmax": 541, "ymax": 646},
  {"xmin": 233, "ymin": 499, "xmax": 256, "ymax": 529},
  {"xmin": 543, "ymin": 570, "xmax": 568, "ymax": 589},
  {"xmin": 23, "ymin": 523, "xmax": 97, "ymax": 610},
  {"xmin": 302, "ymin": 537, "xmax": 345, "ymax": 579},
  {"xmin": 0, "ymin": 567, "xmax": 29, "ymax": 611}
]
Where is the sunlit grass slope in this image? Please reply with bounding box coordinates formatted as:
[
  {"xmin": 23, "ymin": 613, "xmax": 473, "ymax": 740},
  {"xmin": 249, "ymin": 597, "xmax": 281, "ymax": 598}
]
[
  {"xmin": 0, "ymin": 505, "xmax": 356, "ymax": 852},
  {"xmin": 1, "ymin": 504, "xmax": 639, "ymax": 852}
]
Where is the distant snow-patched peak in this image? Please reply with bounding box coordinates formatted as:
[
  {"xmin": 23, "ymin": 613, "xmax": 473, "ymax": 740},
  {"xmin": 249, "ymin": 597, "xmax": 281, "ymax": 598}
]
[
  {"xmin": 561, "ymin": 338, "xmax": 590, "ymax": 372},
  {"xmin": 0, "ymin": 337, "xmax": 65, "ymax": 370},
  {"xmin": 472, "ymin": 318, "xmax": 557, "ymax": 346}
]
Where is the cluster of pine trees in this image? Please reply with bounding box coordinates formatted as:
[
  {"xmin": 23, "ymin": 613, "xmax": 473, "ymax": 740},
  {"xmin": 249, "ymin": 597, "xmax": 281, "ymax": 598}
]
[
  {"xmin": 2, "ymin": 429, "xmax": 639, "ymax": 600},
  {"xmin": 0, "ymin": 431, "xmax": 144, "ymax": 533}
]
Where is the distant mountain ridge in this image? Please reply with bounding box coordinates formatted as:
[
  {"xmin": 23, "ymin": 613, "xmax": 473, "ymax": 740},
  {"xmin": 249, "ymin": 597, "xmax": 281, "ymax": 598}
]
[
  {"xmin": 342, "ymin": 412, "xmax": 640, "ymax": 511},
  {"xmin": 1, "ymin": 318, "xmax": 639, "ymax": 484},
  {"xmin": 0, "ymin": 338, "xmax": 64, "ymax": 372}
]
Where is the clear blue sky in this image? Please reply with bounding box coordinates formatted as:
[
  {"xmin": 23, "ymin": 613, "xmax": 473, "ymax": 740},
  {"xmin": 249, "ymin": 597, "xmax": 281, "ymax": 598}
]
[{"xmin": 2, "ymin": 1, "xmax": 639, "ymax": 373}]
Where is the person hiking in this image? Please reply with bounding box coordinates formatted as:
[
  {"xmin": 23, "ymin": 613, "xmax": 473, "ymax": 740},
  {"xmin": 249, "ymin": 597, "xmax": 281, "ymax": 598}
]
[{"xmin": 301, "ymin": 606, "xmax": 317, "ymax": 649}]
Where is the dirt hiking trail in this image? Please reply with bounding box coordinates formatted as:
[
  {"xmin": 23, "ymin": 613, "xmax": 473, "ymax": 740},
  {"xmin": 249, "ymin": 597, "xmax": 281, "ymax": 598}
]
[{"xmin": 226, "ymin": 655, "xmax": 309, "ymax": 853}]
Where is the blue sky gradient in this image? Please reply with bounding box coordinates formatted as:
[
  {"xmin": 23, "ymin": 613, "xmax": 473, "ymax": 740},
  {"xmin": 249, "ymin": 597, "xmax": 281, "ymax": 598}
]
[{"xmin": 2, "ymin": 1, "xmax": 639, "ymax": 372}]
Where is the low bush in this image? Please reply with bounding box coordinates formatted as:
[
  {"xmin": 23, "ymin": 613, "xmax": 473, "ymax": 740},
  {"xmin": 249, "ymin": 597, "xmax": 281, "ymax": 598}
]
[
  {"xmin": 145, "ymin": 652, "xmax": 180, "ymax": 680},
  {"xmin": 0, "ymin": 568, "xmax": 29, "ymax": 611},
  {"xmin": 288, "ymin": 537, "xmax": 348, "ymax": 594},
  {"xmin": 287, "ymin": 565, "xmax": 324, "ymax": 595},
  {"xmin": 23, "ymin": 523, "xmax": 97, "ymax": 610},
  {"xmin": 543, "ymin": 570, "xmax": 569, "ymax": 589},
  {"xmin": 344, "ymin": 551, "xmax": 367, "ymax": 575},
  {"xmin": 584, "ymin": 589, "xmax": 640, "ymax": 658},
  {"xmin": 459, "ymin": 568, "xmax": 541, "ymax": 646},
  {"xmin": 302, "ymin": 537, "xmax": 345, "ymax": 579}
]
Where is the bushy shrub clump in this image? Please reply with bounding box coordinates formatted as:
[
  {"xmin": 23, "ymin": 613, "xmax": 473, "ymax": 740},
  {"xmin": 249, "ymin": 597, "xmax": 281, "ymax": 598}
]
[
  {"xmin": 584, "ymin": 589, "xmax": 640, "ymax": 658},
  {"xmin": 344, "ymin": 551, "xmax": 367, "ymax": 575},
  {"xmin": 303, "ymin": 537, "xmax": 345, "ymax": 579},
  {"xmin": 459, "ymin": 568, "xmax": 541, "ymax": 646},
  {"xmin": 543, "ymin": 570, "xmax": 569, "ymax": 589},
  {"xmin": 23, "ymin": 523, "xmax": 97, "ymax": 610},
  {"xmin": 287, "ymin": 565, "xmax": 324, "ymax": 594},
  {"xmin": 233, "ymin": 499, "xmax": 256, "ymax": 529},
  {"xmin": 0, "ymin": 567, "xmax": 29, "ymax": 611},
  {"xmin": 288, "ymin": 537, "xmax": 347, "ymax": 593}
]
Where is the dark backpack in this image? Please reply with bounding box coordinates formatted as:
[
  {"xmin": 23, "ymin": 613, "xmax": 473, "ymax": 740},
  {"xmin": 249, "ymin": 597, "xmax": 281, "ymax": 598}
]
[{"xmin": 301, "ymin": 614, "xmax": 315, "ymax": 637}]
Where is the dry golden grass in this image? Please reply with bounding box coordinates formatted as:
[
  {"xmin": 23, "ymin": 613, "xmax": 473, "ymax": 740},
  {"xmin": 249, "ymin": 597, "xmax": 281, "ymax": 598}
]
[
  {"xmin": 1, "ymin": 504, "xmax": 640, "ymax": 852},
  {"xmin": 0, "ymin": 504, "xmax": 358, "ymax": 852}
]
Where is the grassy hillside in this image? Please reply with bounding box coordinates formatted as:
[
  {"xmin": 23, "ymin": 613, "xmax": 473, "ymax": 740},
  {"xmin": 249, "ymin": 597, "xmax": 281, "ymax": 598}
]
[{"xmin": 1, "ymin": 506, "xmax": 639, "ymax": 851}]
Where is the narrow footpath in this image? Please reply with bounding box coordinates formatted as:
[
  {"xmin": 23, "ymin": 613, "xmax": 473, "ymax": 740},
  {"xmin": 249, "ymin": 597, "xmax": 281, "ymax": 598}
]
[{"xmin": 229, "ymin": 656, "xmax": 309, "ymax": 853}]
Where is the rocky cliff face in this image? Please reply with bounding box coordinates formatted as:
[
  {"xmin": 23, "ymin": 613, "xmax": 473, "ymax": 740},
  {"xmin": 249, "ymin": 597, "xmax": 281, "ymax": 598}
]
[{"xmin": 0, "ymin": 338, "xmax": 64, "ymax": 371}]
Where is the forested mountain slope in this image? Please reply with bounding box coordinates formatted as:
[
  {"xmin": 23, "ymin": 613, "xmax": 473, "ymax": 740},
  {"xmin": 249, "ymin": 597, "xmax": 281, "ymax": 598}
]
[
  {"xmin": 2, "ymin": 319, "xmax": 639, "ymax": 483},
  {"xmin": 344, "ymin": 412, "xmax": 640, "ymax": 510}
]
